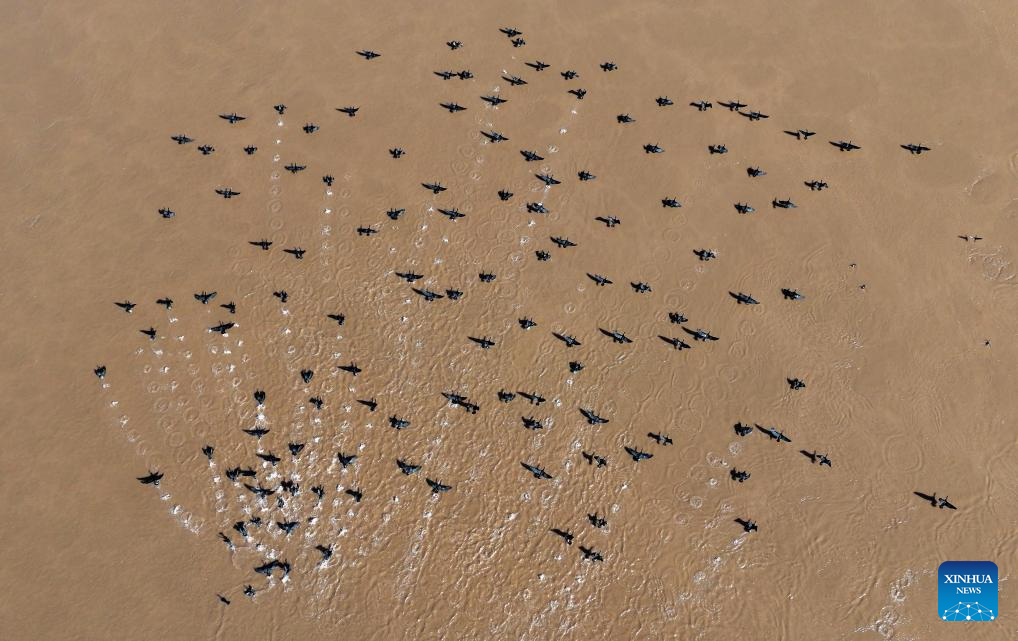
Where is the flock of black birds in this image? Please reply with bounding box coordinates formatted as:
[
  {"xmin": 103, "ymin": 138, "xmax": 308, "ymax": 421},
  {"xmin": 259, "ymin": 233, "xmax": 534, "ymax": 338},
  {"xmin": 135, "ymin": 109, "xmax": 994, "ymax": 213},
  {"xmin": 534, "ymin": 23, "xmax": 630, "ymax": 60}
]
[{"xmin": 97, "ymin": 26, "xmax": 958, "ymax": 607}]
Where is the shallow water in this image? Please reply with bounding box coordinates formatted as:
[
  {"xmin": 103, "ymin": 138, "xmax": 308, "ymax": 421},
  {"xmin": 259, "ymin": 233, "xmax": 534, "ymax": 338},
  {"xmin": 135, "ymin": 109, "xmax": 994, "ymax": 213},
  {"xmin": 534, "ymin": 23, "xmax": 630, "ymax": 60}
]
[{"xmin": 3, "ymin": 1, "xmax": 1018, "ymax": 640}]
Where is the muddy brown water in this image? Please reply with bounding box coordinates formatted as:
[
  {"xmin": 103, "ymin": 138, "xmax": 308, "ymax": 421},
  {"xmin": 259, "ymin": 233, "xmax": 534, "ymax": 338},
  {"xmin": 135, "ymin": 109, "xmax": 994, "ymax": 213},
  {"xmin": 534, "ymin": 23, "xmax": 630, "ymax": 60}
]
[{"xmin": 4, "ymin": 1, "xmax": 1018, "ymax": 639}]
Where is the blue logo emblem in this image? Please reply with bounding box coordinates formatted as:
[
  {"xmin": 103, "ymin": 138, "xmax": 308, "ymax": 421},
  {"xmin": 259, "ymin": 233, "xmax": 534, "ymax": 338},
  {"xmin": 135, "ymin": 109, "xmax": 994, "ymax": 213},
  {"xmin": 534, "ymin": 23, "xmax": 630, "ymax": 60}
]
[{"xmin": 938, "ymin": 561, "xmax": 998, "ymax": 621}]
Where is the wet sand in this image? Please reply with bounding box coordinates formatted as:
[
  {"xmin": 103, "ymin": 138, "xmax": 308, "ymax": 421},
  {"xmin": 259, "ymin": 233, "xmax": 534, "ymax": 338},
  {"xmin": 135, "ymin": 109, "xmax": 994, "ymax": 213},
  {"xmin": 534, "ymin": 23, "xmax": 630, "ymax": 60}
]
[{"xmin": 4, "ymin": 1, "xmax": 1018, "ymax": 639}]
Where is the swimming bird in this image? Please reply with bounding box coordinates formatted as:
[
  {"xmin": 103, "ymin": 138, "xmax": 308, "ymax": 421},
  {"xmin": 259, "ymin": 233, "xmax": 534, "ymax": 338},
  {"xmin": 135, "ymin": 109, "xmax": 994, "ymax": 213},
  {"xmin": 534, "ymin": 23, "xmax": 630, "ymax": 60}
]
[
  {"xmin": 782, "ymin": 288, "xmax": 805, "ymax": 300},
  {"xmin": 788, "ymin": 378, "xmax": 806, "ymax": 390},
  {"xmin": 94, "ymin": 365, "xmax": 106, "ymax": 379},
  {"xmin": 447, "ymin": 40, "xmax": 463, "ymax": 50},
  {"xmin": 747, "ymin": 167, "xmax": 766, "ymax": 177},
  {"xmin": 662, "ymin": 197, "xmax": 682, "ymax": 208},
  {"xmin": 578, "ymin": 170, "xmax": 595, "ymax": 180},
  {"xmin": 157, "ymin": 208, "xmax": 175, "ymax": 219},
  {"xmin": 694, "ymin": 249, "xmax": 717, "ymax": 261},
  {"xmin": 618, "ymin": 114, "xmax": 636, "ymax": 124},
  {"xmin": 643, "ymin": 143, "xmax": 663, "ymax": 153},
  {"xmin": 731, "ymin": 469, "xmax": 751, "ymax": 483},
  {"xmin": 708, "ymin": 144, "xmax": 728, "ymax": 155}
]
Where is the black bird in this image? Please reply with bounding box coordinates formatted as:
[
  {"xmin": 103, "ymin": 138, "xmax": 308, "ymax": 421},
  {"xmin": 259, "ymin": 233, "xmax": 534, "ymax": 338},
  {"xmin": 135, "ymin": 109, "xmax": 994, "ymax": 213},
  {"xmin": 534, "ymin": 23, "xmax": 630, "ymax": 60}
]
[
  {"xmin": 519, "ymin": 317, "xmax": 537, "ymax": 329},
  {"xmin": 526, "ymin": 60, "xmax": 550, "ymax": 71},
  {"xmin": 580, "ymin": 408, "xmax": 609, "ymax": 424},
  {"xmin": 587, "ymin": 273, "xmax": 613, "ymax": 286},
  {"xmin": 315, "ymin": 544, "xmax": 333, "ymax": 560},
  {"xmin": 551, "ymin": 528, "xmax": 575, "ymax": 545},
  {"xmin": 784, "ymin": 129, "xmax": 816, "ymax": 140},
  {"xmin": 568, "ymin": 88, "xmax": 587, "ymax": 100},
  {"xmin": 356, "ymin": 50, "xmax": 380, "ymax": 59},
  {"xmin": 801, "ymin": 450, "xmax": 833, "ymax": 467},
  {"xmin": 553, "ymin": 332, "xmax": 581, "ymax": 347},
  {"xmin": 284, "ymin": 163, "xmax": 306, "ymax": 173},
  {"xmin": 336, "ymin": 106, "xmax": 359, "ymax": 117},
  {"xmin": 588, "ymin": 513, "xmax": 608, "ymax": 528},
  {"xmin": 521, "ymin": 462, "xmax": 553, "ymax": 480},
  {"xmin": 217, "ymin": 594, "xmax": 231, "ymax": 606},
  {"xmin": 595, "ymin": 215, "xmax": 620, "ymax": 227},
  {"xmin": 426, "ymin": 478, "xmax": 452, "ymax": 493},
  {"xmin": 521, "ymin": 416, "xmax": 544, "ymax": 430},
  {"xmin": 283, "ymin": 247, "xmax": 305, "ymax": 259},
  {"xmin": 582, "ymin": 452, "xmax": 608, "ymax": 467},
  {"xmin": 527, "ymin": 202, "xmax": 549, "ymax": 214},
  {"xmin": 397, "ymin": 459, "xmax": 421, "ymax": 475},
  {"xmin": 805, "ymin": 180, "xmax": 829, "ymax": 191},
  {"xmin": 137, "ymin": 471, "xmax": 163, "ymax": 486},
  {"xmin": 511, "ymin": 37, "xmax": 526, "ymax": 47},
  {"xmin": 520, "ymin": 150, "xmax": 544, "ymax": 162},
  {"xmin": 447, "ymin": 40, "xmax": 463, "ymax": 49},
  {"xmin": 481, "ymin": 95, "xmax": 508, "ymax": 106},
  {"xmin": 115, "ymin": 301, "xmax": 136, "ymax": 313},
  {"xmin": 357, "ymin": 398, "xmax": 378, "ymax": 412},
  {"xmin": 757, "ymin": 424, "xmax": 792, "ymax": 443},
  {"xmin": 535, "ymin": 250, "xmax": 551, "ymax": 261},
  {"xmin": 302, "ymin": 123, "xmax": 319, "ymax": 134},
  {"xmin": 221, "ymin": 302, "xmax": 236, "ymax": 314},
  {"xmin": 327, "ymin": 313, "xmax": 346, "ymax": 325},
  {"xmin": 280, "ymin": 479, "xmax": 299, "ymax": 496},
  {"xmin": 624, "ymin": 446, "xmax": 653, "ymax": 462},
  {"xmin": 275, "ymin": 520, "xmax": 299, "ymax": 535},
  {"xmin": 323, "ymin": 175, "xmax": 334, "ymax": 186},
  {"xmin": 684, "ymin": 327, "xmax": 719, "ymax": 342},
  {"xmin": 226, "ymin": 467, "xmax": 256, "ymax": 482},
  {"xmin": 438, "ymin": 207, "xmax": 465, "ymax": 220},
  {"xmin": 482, "ymin": 130, "xmax": 509, "ymax": 143},
  {"xmin": 386, "ymin": 208, "xmax": 405, "ymax": 220},
  {"xmin": 389, "ymin": 148, "xmax": 405, "ymax": 158},
  {"xmin": 197, "ymin": 144, "xmax": 214, "ymax": 155},
  {"xmin": 914, "ymin": 491, "xmax": 956, "ymax": 510},
  {"xmin": 140, "ymin": 327, "xmax": 157, "ymax": 340},
  {"xmin": 337, "ymin": 452, "xmax": 358, "ymax": 468},
  {"xmin": 708, "ymin": 144, "xmax": 728, "ymax": 155},
  {"xmin": 830, "ymin": 140, "xmax": 861, "ymax": 151},
  {"xmin": 243, "ymin": 145, "xmax": 257, "ymax": 155},
  {"xmin": 232, "ymin": 520, "xmax": 248, "ymax": 537},
  {"xmin": 518, "ymin": 391, "xmax": 546, "ymax": 405},
  {"xmin": 648, "ymin": 432, "xmax": 673, "ymax": 445},
  {"xmin": 498, "ymin": 390, "xmax": 516, "ymax": 403},
  {"xmin": 734, "ymin": 422, "xmax": 753, "ymax": 436},
  {"xmin": 412, "ymin": 288, "xmax": 444, "ymax": 302},
  {"xmin": 338, "ymin": 363, "xmax": 362, "ymax": 376},
  {"xmin": 422, "ymin": 182, "xmax": 447, "ymax": 194},
  {"xmin": 631, "ymin": 282, "xmax": 652, "ymax": 293},
  {"xmin": 659, "ymin": 336, "xmax": 691, "ymax": 350},
  {"xmin": 643, "ymin": 143, "xmax": 663, "ymax": 153},
  {"xmin": 219, "ymin": 533, "xmax": 235, "ymax": 550},
  {"xmin": 772, "ymin": 198, "xmax": 797, "ymax": 209},
  {"xmin": 730, "ymin": 292, "xmax": 759, "ymax": 305},
  {"xmin": 668, "ymin": 312, "xmax": 688, "ymax": 324},
  {"xmin": 499, "ymin": 27, "xmax": 522, "ymax": 37},
  {"xmin": 600, "ymin": 62, "xmax": 617, "ymax": 71},
  {"xmin": 579, "ymin": 546, "xmax": 604, "ymax": 562},
  {"xmin": 561, "ymin": 70, "xmax": 579, "ymax": 80},
  {"xmin": 735, "ymin": 518, "xmax": 758, "ymax": 533},
  {"xmin": 734, "ymin": 202, "xmax": 755, "ymax": 214},
  {"xmin": 256, "ymin": 451, "xmax": 281, "ymax": 465},
  {"xmin": 309, "ymin": 396, "xmax": 323, "ymax": 410},
  {"xmin": 690, "ymin": 100, "xmax": 712, "ymax": 111},
  {"xmin": 599, "ymin": 328, "xmax": 632, "ymax": 344},
  {"xmin": 569, "ymin": 361, "xmax": 584, "ymax": 373},
  {"xmin": 457, "ymin": 70, "xmax": 473, "ymax": 79},
  {"xmin": 171, "ymin": 134, "xmax": 193, "ymax": 144},
  {"xmin": 740, "ymin": 110, "xmax": 769, "ymax": 121},
  {"xmin": 445, "ymin": 289, "xmax": 463, "ymax": 300},
  {"xmin": 959, "ymin": 235, "xmax": 984, "ymax": 242},
  {"xmin": 299, "ymin": 368, "xmax": 314, "ymax": 384},
  {"xmin": 435, "ymin": 70, "xmax": 456, "ymax": 80},
  {"xmin": 94, "ymin": 365, "xmax": 106, "ymax": 379},
  {"xmin": 661, "ymin": 197, "xmax": 682, "ymax": 208},
  {"xmin": 718, "ymin": 99, "xmax": 747, "ymax": 111},
  {"xmin": 210, "ymin": 321, "xmax": 235, "ymax": 334},
  {"xmin": 244, "ymin": 483, "xmax": 275, "ymax": 498},
  {"xmin": 273, "ymin": 104, "xmax": 286, "ymax": 114},
  {"xmin": 479, "ymin": 272, "xmax": 496, "ymax": 282},
  {"xmin": 788, "ymin": 378, "xmax": 806, "ymax": 390},
  {"xmin": 503, "ymin": 74, "xmax": 527, "ymax": 86},
  {"xmin": 902, "ymin": 143, "xmax": 931, "ymax": 155},
  {"xmin": 389, "ymin": 416, "xmax": 410, "ymax": 430},
  {"xmin": 440, "ymin": 102, "xmax": 467, "ymax": 113},
  {"xmin": 694, "ymin": 249, "xmax": 717, "ymax": 261},
  {"xmin": 747, "ymin": 167, "xmax": 766, "ymax": 177},
  {"xmin": 656, "ymin": 96, "xmax": 674, "ymax": 107},
  {"xmin": 215, "ymin": 187, "xmax": 240, "ymax": 198},
  {"xmin": 243, "ymin": 586, "xmax": 255, "ymax": 598},
  {"xmin": 253, "ymin": 390, "xmax": 266, "ymax": 404},
  {"xmin": 356, "ymin": 226, "xmax": 378, "ymax": 236},
  {"xmin": 157, "ymin": 208, "xmax": 175, "ymax": 219},
  {"xmin": 536, "ymin": 173, "xmax": 561, "ymax": 186},
  {"xmin": 551, "ymin": 236, "xmax": 575, "ymax": 248},
  {"xmin": 288, "ymin": 442, "xmax": 306, "ymax": 457},
  {"xmin": 219, "ymin": 113, "xmax": 246, "ymax": 124},
  {"xmin": 578, "ymin": 170, "xmax": 595, "ymax": 181},
  {"xmin": 468, "ymin": 336, "xmax": 496, "ymax": 349},
  {"xmin": 396, "ymin": 271, "xmax": 424, "ymax": 283},
  {"xmin": 250, "ymin": 239, "xmax": 272, "ymax": 250},
  {"xmin": 731, "ymin": 469, "xmax": 751, "ymax": 483},
  {"xmin": 618, "ymin": 114, "xmax": 636, "ymax": 124},
  {"xmin": 345, "ymin": 488, "xmax": 364, "ymax": 502},
  {"xmin": 782, "ymin": 288, "xmax": 805, "ymax": 301}
]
